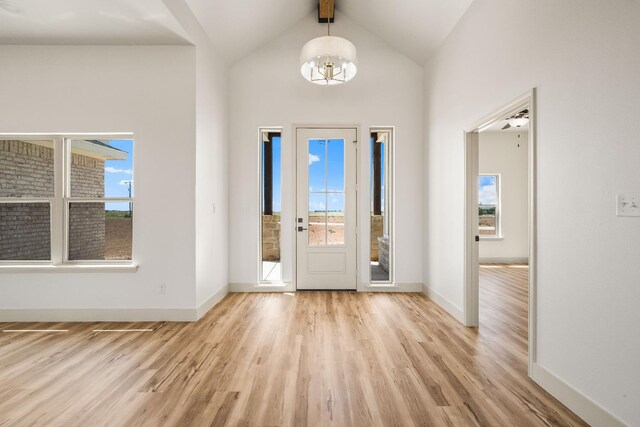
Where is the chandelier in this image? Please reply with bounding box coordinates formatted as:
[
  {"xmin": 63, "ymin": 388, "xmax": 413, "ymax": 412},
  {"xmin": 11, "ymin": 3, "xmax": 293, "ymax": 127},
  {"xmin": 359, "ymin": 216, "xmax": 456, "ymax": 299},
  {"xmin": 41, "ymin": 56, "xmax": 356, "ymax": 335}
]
[{"xmin": 300, "ymin": 18, "xmax": 357, "ymax": 85}]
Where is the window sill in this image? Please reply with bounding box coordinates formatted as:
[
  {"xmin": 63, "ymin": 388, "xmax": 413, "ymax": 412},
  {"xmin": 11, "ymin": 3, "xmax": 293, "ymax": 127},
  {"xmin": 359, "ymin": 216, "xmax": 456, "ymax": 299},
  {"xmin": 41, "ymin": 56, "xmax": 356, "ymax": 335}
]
[
  {"xmin": 479, "ymin": 236, "xmax": 504, "ymax": 241},
  {"xmin": 0, "ymin": 264, "xmax": 139, "ymax": 273}
]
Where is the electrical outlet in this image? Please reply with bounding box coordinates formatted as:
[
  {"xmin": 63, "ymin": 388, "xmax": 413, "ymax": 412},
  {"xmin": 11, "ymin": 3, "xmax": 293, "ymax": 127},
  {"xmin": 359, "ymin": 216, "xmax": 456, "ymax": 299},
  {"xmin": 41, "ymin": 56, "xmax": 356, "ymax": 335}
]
[
  {"xmin": 159, "ymin": 283, "xmax": 167, "ymax": 294},
  {"xmin": 616, "ymin": 192, "xmax": 640, "ymax": 217}
]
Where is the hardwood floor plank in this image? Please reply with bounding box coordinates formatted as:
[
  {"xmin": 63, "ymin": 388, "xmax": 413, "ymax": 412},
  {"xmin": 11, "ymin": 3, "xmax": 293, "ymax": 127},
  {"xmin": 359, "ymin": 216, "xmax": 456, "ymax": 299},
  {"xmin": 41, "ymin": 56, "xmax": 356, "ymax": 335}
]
[{"xmin": 0, "ymin": 266, "xmax": 587, "ymax": 426}]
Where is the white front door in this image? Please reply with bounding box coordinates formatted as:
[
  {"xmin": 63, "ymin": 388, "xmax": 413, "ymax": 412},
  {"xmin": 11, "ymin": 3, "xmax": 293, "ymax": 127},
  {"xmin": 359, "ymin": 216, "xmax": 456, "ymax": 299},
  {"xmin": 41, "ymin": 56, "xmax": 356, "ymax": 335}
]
[{"xmin": 296, "ymin": 128, "xmax": 357, "ymax": 290}]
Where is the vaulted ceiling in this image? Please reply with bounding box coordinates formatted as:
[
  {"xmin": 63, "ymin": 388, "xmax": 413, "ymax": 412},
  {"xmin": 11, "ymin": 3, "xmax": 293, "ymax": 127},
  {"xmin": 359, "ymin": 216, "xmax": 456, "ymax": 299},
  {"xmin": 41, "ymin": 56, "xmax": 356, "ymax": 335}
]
[
  {"xmin": 0, "ymin": 0, "xmax": 473, "ymax": 64},
  {"xmin": 186, "ymin": 0, "xmax": 474, "ymax": 64}
]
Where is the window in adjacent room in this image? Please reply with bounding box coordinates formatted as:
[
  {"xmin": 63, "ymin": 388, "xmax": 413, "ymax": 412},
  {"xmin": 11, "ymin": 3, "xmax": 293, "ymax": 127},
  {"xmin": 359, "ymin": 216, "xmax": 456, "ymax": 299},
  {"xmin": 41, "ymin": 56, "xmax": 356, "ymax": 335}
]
[{"xmin": 478, "ymin": 174, "xmax": 500, "ymax": 238}]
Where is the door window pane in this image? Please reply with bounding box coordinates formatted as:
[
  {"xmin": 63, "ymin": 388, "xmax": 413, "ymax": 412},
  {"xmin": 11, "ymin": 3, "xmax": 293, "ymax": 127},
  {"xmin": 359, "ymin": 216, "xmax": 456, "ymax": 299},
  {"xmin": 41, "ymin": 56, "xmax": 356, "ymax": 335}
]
[
  {"xmin": 327, "ymin": 193, "xmax": 344, "ymax": 245},
  {"xmin": 327, "ymin": 139, "xmax": 345, "ymax": 191},
  {"xmin": 0, "ymin": 203, "xmax": 51, "ymax": 260},
  {"xmin": 0, "ymin": 140, "xmax": 54, "ymax": 198},
  {"xmin": 308, "ymin": 138, "xmax": 345, "ymax": 246},
  {"xmin": 68, "ymin": 202, "xmax": 132, "ymax": 260},
  {"xmin": 308, "ymin": 139, "xmax": 326, "ymax": 192},
  {"xmin": 308, "ymin": 193, "xmax": 326, "ymax": 246}
]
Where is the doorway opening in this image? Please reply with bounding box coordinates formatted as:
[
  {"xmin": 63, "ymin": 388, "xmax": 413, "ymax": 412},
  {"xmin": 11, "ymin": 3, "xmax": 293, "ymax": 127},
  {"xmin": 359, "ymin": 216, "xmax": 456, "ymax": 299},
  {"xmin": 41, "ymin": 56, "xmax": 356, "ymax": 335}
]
[{"xmin": 464, "ymin": 90, "xmax": 536, "ymax": 375}]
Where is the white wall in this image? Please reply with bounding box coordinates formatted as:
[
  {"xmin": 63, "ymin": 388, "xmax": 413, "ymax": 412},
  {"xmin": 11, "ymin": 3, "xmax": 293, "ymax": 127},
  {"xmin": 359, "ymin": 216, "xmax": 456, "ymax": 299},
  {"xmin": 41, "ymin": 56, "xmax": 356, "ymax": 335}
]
[
  {"xmin": 229, "ymin": 12, "xmax": 424, "ymax": 288},
  {"xmin": 423, "ymin": 0, "xmax": 640, "ymax": 424},
  {"xmin": 0, "ymin": 45, "xmax": 198, "ymax": 313},
  {"xmin": 479, "ymin": 131, "xmax": 528, "ymax": 262},
  {"xmin": 164, "ymin": 0, "xmax": 230, "ymax": 310}
]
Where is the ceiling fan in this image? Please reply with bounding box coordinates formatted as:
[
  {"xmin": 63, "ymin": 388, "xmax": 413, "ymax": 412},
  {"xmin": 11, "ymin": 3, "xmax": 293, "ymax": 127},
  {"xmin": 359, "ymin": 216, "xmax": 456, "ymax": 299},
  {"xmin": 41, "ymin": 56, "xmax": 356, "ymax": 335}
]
[{"xmin": 502, "ymin": 109, "xmax": 529, "ymax": 130}]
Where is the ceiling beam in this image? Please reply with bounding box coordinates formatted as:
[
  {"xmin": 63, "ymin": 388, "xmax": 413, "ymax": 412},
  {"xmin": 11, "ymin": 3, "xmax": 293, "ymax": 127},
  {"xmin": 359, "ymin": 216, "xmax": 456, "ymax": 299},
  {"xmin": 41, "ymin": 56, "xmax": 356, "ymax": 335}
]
[{"xmin": 318, "ymin": 0, "xmax": 335, "ymax": 23}]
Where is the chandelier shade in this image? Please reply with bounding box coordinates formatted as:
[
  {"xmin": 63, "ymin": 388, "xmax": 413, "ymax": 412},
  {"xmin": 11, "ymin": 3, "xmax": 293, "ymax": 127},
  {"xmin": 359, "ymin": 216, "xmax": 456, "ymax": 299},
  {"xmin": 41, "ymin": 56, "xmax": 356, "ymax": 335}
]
[{"xmin": 300, "ymin": 36, "xmax": 358, "ymax": 85}]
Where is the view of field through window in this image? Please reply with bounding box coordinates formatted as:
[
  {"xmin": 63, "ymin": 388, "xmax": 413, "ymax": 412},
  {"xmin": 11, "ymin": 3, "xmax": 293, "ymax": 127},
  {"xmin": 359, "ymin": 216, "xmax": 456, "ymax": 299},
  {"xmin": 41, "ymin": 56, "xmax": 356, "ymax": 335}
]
[
  {"xmin": 308, "ymin": 139, "xmax": 345, "ymax": 246},
  {"xmin": 479, "ymin": 174, "xmax": 498, "ymax": 236}
]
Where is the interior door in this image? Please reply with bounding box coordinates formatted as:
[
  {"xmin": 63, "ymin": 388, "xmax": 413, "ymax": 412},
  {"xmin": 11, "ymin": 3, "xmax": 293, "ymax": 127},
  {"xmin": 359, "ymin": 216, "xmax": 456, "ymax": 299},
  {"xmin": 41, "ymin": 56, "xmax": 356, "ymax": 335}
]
[{"xmin": 296, "ymin": 128, "xmax": 357, "ymax": 290}]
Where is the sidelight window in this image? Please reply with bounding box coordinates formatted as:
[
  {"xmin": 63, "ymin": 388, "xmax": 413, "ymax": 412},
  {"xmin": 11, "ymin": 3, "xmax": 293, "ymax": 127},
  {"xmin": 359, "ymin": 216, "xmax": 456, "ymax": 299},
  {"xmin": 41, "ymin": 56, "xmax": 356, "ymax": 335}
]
[
  {"xmin": 260, "ymin": 129, "xmax": 282, "ymax": 282},
  {"xmin": 370, "ymin": 129, "xmax": 393, "ymax": 283}
]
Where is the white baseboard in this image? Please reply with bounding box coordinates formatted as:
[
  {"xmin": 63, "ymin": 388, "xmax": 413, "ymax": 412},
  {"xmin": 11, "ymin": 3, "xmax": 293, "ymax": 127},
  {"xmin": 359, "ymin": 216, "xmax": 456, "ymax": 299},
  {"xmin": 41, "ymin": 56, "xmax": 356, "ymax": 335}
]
[
  {"xmin": 422, "ymin": 283, "xmax": 465, "ymax": 324},
  {"xmin": 359, "ymin": 282, "xmax": 422, "ymax": 292},
  {"xmin": 0, "ymin": 284, "xmax": 230, "ymax": 323},
  {"xmin": 230, "ymin": 282, "xmax": 421, "ymax": 293},
  {"xmin": 229, "ymin": 282, "xmax": 295, "ymax": 292},
  {"xmin": 530, "ymin": 363, "xmax": 626, "ymax": 427},
  {"xmin": 479, "ymin": 257, "xmax": 528, "ymax": 264},
  {"xmin": 196, "ymin": 284, "xmax": 229, "ymax": 320},
  {"xmin": 0, "ymin": 307, "xmax": 198, "ymax": 322}
]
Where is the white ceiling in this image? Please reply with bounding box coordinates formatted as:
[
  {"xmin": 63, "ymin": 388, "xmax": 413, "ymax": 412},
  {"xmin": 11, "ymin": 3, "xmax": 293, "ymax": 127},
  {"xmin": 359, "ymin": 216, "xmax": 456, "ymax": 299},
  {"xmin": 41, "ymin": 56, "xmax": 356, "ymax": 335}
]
[
  {"xmin": 185, "ymin": 0, "xmax": 317, "ymax": 64},
  {"xmin": 186, "ymin": 0, "xmax": 474, "ymax": 64},
  {"xmin": 337, "ymin": 0, "xmax": 474, "ymax": 64},
  {"xmin": 0, "ymin": 0, "xmax": 474, "ymax": 64},
  {"xmin": 0, "ymin": 0, "xmax": 190, "ymax": 45}
]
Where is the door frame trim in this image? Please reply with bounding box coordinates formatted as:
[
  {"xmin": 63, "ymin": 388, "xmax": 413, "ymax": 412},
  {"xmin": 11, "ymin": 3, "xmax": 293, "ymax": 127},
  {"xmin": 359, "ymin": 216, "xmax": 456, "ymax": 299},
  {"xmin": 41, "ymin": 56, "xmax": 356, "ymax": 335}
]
[
  {"xmin": 463, "ymin": 89, "xmax": 537, "ymax": 376},
  {"xmin": 292, "ymin": 124, "xmax": 360, "ymax": 291}
]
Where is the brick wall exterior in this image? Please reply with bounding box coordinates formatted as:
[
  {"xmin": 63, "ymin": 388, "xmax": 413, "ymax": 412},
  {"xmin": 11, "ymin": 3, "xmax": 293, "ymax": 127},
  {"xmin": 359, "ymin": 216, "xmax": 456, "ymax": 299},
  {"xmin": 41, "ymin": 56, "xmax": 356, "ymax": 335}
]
[
  {"xmin": 68, "ymin": 202, "xmax": 105, "ymax": 260},
  {"xmin": 0, "ymin": 203, "xmax": 51, "ymax": 260},
  {"xmin": 262, "ymin": 215, "xmax": 281, "ymax": 261},
  {"xmin": 0, "ymin": 140, "xmax": 54, "ymax": 197},
  {"xmin": 370, "ymin": 214, "xmax": 384, "ymax": 261},
  {"xmin": 68, "ymin": 152, "xmax": 105, "ymax": 260},
  {"xmin": 0, "ymin": 140, "xmax": 105, "ymax": 261},
  {"xmin": 71, "ymin": 153, "xmax": 104, "ymax": 198}
]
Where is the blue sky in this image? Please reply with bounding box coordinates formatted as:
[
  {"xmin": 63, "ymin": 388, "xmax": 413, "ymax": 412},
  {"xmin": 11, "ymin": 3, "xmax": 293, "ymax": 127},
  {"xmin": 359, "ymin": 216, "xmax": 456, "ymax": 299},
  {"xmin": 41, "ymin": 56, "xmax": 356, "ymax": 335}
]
[
  {"xmin": 478, "ymin": 175, "xmax": 497, "ymax": 205},
  {"xmin": 104, "ymin": 139, "xmax": 133, "ymax": 211}
]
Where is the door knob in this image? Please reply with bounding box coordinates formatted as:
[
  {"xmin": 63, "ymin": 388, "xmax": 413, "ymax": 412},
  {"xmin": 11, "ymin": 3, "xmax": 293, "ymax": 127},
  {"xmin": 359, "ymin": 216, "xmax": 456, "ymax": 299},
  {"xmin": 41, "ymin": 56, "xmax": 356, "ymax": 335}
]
[{"xmin": 297, "ymin": 226, "xmax": 308, "ymax": 232}]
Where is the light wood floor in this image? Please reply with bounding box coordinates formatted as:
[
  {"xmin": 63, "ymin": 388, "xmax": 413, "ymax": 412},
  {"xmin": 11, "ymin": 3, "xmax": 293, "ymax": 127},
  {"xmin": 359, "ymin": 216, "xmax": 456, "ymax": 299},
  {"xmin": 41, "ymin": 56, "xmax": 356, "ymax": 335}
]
[{"xmin": 0, "ymin": 266, "xmax": 586, "ymax": 426}]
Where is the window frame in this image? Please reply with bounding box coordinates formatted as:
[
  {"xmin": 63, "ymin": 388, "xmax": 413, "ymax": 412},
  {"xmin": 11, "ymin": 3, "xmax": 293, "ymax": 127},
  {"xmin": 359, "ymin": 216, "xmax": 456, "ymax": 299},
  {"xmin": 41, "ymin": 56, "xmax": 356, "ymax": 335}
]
[
  {"xmin": 478, "ymin": 173, "xmax": 502, "ymax": 240},
  {"xmin": 0, "ymin": 133, "xmax": 136, "ymax": 268},
  {"xmin": 369, "ymin": 127, "xmax": 394, "ymax": 284},
  {"xmin": 258, "ymin": 128, "xmax": 283, "ymax": 284}
]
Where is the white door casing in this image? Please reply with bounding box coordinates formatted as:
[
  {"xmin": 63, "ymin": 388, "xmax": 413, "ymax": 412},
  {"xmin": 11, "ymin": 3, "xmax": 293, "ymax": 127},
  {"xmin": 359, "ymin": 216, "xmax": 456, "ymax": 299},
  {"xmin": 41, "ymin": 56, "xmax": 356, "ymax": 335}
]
[{"xmin": 296, "ymin": 127, "xmax": 357, "ymax": 290}]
